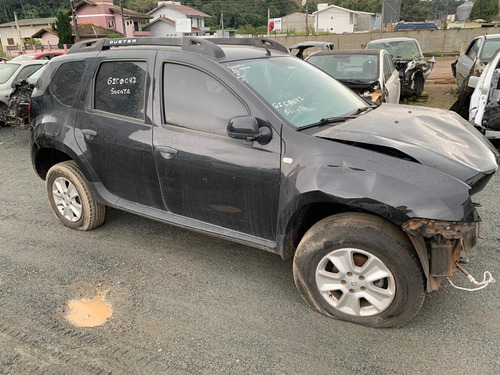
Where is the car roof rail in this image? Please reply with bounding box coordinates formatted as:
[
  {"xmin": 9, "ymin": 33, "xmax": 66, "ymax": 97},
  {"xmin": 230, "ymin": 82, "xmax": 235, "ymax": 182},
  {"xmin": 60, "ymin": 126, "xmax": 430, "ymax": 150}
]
[{"xmin": 66, "ymin": 37, "xmax": 288, "ymax": 59}]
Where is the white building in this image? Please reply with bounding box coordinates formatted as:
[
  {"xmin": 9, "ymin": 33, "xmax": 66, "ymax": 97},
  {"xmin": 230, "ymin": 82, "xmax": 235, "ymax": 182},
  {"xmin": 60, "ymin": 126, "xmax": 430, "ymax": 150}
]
[
  {"xmin": 146, "ymin": 1, "xmax": 210, "ymax": 37},
  {"xmin": 143, "ymin": 17, "xmax": 205, "ymax": 37},
  {"xmin": 313, "ymin": 4, "xmax": 377, "ymax": 34}
]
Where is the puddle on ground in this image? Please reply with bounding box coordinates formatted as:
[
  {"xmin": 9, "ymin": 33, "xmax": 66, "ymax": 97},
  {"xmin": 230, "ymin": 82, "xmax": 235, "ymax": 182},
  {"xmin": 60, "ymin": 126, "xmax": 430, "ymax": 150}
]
[{"xmin": 65, "ymin": 291, "xmax": 112, "ymax": 327}]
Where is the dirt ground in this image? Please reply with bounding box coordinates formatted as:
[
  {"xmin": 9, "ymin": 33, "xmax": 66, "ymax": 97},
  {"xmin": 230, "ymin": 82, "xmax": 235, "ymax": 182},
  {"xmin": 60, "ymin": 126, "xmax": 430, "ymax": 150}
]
[{"xmin": 406, "ymin": 57, "xmax": 458, "ymax": 110}]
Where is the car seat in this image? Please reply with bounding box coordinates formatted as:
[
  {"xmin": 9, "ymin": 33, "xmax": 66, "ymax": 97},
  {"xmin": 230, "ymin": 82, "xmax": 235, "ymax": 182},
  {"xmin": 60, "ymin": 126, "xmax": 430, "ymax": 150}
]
[{"xmin": 362, "ymin": 60, "xmax": 378, "ymax": 80}]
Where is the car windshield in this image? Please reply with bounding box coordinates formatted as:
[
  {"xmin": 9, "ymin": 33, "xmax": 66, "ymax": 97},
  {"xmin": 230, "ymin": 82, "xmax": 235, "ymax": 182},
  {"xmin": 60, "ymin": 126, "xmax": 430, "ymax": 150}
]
[
  {"xmin": 367, "ymin": 40, "xmax": 422, "ymax": 60},
  {"xmin": 0, "ymin": 63, "xmax": 20, "ymax": 84},
  {"xmin": 480, "ymin": 39, "xmax": 500, "ymax": 63},
  {"xmin": 11, "ymin": 54, "xmax": 35, "ymax": 61},
  {"xmin": 307, "ymin": 54, "xmax": 379, "ymax": 82},
  {"xmin": 225, "ymin": 57, "xmax": 367, "ymax": 128}
]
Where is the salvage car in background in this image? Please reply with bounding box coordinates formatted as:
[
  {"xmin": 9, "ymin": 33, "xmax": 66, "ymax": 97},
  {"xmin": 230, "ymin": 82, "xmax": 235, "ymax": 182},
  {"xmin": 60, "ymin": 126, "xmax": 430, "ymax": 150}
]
[
  {"xmin": 289, "ymin": 41, "xmax": 334, "ymax": 59},
  {"xmin": 307, "ymin": 49, "xmax": 401, "ymax": 103},
  {"xmin": 365, "ymin": 37, "xmax": 435, "ymax": 97},
  {"xmin": 0, "ymin": 60, "xmax": 46, "ymax": 124},
  {"xmin": 468, "ymin": 48, "xmax": 500, "ymax": 139},
  {"xmin": 3, "ymin": 65, "xmax": 47, "ymax": 127},
  {"xmin": 453, "ymin": 34, "xmax": 500, "ymax": 88}
]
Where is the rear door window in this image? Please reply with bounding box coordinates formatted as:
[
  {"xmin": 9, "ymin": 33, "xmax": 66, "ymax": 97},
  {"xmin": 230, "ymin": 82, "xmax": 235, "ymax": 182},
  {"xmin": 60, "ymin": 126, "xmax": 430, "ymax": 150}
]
[{"xmin": 94, "ymin": 61, "xmax": 147, "ymax": 120}]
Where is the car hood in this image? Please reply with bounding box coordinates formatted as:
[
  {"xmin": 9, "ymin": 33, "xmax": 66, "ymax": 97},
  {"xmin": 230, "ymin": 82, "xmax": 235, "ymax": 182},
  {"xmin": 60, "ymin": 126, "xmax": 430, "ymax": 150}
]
[{"xmin": 313, "ymin": 104, "xmax": 499, "ymax": 186}]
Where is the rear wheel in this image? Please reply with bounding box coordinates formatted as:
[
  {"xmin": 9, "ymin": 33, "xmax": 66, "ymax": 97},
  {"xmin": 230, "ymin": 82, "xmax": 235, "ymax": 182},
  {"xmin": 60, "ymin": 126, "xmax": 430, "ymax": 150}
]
[
  {"xmin": 46, "ymin": 161, "xmax": 105, "ymax": 230},
  {"xmin": 293, "ymin": 212, "xmax": 425, "ymax": 328}
]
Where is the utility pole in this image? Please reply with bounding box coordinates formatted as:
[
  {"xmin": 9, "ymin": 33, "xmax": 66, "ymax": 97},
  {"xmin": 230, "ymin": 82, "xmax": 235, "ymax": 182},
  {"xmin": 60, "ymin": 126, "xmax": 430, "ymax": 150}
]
[
  {"xmin": 14, "ymin": 12, "xmax": 24, "ymax": 51},
  {"xmin": 120, "ymin": 0, "xmax": 127, "ymax": 37},
  {"xmin": 221, "ymin": 12, "xmax": 224, "ymax": 38},
  {"xmin": 304, "ymin": 1, "xmax": 309, "ymax": 36},
  {"xmin": 267, "ymin": 7, "xmax": 270, "ymax": 37},
  {"xmin": 380, "ymin": 0, "xmax": 385, "ymax": 37},
  {"xmin": 70, "ymin": 0, "xmax": 80, "ymax": 43}
]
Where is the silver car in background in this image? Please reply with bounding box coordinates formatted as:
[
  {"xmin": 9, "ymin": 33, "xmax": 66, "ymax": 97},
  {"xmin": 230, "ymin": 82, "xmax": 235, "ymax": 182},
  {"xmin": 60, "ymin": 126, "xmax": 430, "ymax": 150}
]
[{"xmin": 365, "ymin": 37, "xmax": 434, "ymax": 97}]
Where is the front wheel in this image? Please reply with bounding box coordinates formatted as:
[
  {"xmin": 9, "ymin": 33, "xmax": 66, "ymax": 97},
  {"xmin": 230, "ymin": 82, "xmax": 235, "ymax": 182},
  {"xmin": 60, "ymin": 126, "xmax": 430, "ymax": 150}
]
[
  {"xmin": 293, "ymin": 213, "xmax": 425, "ymax": 328},
  {"xmin": 46, "ymin": 161, "xmax": 105, "ymax": 230}
]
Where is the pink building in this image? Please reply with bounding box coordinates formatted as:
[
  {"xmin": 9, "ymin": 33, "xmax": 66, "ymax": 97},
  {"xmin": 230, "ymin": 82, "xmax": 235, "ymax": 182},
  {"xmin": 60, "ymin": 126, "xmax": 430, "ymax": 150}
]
[{"xmin": 73, "ymin": 0, "xmax": 152, "ymax": 38}]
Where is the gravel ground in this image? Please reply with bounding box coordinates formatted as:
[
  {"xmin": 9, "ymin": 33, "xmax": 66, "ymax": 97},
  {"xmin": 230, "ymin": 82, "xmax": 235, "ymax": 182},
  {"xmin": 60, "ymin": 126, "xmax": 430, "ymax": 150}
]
[{"xmin": 1, "ymin": 120, "xmax": 499, "ymax": 375}]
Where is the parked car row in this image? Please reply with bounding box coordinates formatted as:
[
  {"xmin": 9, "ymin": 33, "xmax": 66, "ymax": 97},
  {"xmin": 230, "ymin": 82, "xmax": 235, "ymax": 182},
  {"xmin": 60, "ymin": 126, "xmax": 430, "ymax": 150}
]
[
  {"xmin": 291, "ymin": 37, "xmax": 433, "ymax": 103},
  {"xmin": 2, "ymin": 37, "xmax": 421, "ymax": 127}
]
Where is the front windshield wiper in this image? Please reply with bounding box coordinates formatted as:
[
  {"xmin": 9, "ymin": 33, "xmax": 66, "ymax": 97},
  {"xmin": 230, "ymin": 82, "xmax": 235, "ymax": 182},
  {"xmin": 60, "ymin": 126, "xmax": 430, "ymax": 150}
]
[
  {"xmin": 339, "ymin": 79, "xmax": 374, "ymax": 84},
  {"xmin": 297, "ymin": 105, "xmax": 378, "ymax": 131}
]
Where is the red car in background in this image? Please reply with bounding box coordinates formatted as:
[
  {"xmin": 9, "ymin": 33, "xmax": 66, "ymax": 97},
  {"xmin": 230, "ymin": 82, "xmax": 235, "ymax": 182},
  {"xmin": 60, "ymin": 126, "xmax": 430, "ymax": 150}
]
[{"xmin": 11, "ymin": 50, "xmax": 65, "ymax": 61}]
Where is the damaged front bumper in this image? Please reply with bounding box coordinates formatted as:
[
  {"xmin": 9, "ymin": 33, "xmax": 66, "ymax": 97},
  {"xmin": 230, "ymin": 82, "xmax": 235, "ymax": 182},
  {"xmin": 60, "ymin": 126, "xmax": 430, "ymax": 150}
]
[
  {"xmin": 402, "ymin": 218, "xmax": 478, "ymax": 291},
  {"xmin": 396, "ymin": 57, "xmax": 435, "ymax": 97}
]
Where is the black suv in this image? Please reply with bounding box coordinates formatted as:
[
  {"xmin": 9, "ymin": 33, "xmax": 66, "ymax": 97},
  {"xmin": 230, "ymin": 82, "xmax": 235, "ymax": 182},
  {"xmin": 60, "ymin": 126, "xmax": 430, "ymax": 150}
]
[{"xmin": 30, "ymin": 37, "xmax": 499, "ymax": 327}]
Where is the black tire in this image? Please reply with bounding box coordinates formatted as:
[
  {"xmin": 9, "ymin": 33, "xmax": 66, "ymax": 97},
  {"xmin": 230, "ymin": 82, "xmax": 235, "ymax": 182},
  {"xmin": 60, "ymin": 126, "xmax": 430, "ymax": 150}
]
[
  {"xmin": 0, "ymin": 102, "xmax": 7, "ymax": 126},
  {"xmin": 46, "ymin": 161, "xmax": 105, "ymax": 231},
  {"xmin": 413, "ymin": 71, "xmax": 425, "ymax": 96},
  {"xmin": 293, "ymin": 212, "xmax": 425, "ymax": 328}
]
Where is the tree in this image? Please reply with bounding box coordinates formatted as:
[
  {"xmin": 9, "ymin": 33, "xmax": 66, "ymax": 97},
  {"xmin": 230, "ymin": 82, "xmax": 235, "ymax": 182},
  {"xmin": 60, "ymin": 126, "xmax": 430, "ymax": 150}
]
[
  {"xmin": 52, "ymin": 9, "xmax": 72, "ymax": 45},
  {"xmin": 470, "ymin": 0, "xmax": 499, "ymax": 22},
  {"xmin": 400, "ymin": 0, "xmax": 431, "ymax": 22}
]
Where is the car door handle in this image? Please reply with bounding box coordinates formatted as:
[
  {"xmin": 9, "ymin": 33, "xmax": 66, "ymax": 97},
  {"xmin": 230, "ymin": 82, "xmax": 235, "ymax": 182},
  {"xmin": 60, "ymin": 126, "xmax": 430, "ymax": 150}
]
[
  {"xmin": 155, "ymin": 145, "xmax": 178, "ymax": 159},
  {"xmin": 82, "ymin": 129, "xmax": 97, "ymax": 140}
]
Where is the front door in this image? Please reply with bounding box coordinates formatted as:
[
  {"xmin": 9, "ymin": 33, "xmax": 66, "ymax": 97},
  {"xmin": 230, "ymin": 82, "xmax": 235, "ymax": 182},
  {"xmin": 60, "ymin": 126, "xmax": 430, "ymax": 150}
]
[
  {"xmin": 383, "ymin": 53, "xmax": 401, "ymax": 103},
  {"xmin": 152, "ymin": 60, "xmax": 281, "ymax": 240}
]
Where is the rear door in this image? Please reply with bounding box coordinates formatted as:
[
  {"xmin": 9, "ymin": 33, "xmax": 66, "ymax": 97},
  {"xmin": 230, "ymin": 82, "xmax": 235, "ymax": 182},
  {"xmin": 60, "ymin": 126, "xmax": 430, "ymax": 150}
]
[
  {"xmin": 74, "ymin": 51, "xmax": 164, "ymax": 209},
  {"xmin": 152, "ymin": 53, "xmax": 282, "ymax": 240}
]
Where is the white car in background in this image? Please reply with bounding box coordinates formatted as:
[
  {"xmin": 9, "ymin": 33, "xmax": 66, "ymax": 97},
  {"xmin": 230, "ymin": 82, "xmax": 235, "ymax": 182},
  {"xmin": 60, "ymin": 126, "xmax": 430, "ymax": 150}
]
[
  {"xmin": 469, "ymin": 48, "xmax": 500, "ymax": 139},
  {"xmin": 306, "ymin": 49, "xmax": 401, "ymax": 103},
  {"xmin": 0, "ymin": 60, "xmax": 46, "ymax": 106},
  {"xmin": 0, "ymin": 60, "xmax": 46, "ymax": 125}
]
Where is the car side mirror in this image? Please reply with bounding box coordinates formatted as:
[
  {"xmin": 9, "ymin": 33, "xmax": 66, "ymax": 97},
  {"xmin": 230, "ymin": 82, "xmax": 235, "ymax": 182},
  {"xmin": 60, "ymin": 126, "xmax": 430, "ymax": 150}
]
[
  {"xmin": 227, "ymin": 116, "xmax": 272, "ymax": 145},
  {"xmin": 468, "ymin": 76, "xmax": 480, "ymax": 89}
]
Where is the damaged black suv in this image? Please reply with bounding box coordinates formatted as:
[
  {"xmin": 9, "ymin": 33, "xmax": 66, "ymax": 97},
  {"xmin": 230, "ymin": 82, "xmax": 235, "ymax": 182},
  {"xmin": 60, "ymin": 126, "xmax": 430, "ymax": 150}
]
[{"xmin": 30, "ymin": 38, "xmax": 499, "ymax": 327}]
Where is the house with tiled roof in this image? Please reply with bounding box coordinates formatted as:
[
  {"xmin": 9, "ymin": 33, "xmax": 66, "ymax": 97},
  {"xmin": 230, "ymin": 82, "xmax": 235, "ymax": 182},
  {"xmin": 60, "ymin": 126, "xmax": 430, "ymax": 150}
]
[
  {"xmin": 31, "ymin": 27, "xmax": 59, "ymax": 46},
  {"xmin": 0, "ymin": 17, "xmax": 56, "ymax": 50},
  {"xmin": 146, "ymin": 1, "xmax": 210, "ymax": 37},
  {"xmin": 72, "ymin": 0, "xmax": 152, "ymax": 37}
]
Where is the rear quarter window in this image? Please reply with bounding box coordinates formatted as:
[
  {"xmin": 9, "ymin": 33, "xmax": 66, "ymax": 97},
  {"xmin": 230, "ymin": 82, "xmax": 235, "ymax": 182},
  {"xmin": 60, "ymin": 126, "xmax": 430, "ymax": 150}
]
[{"xmin": 49, "ymin": 61, "xmax": 87, "ymax": 107}]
